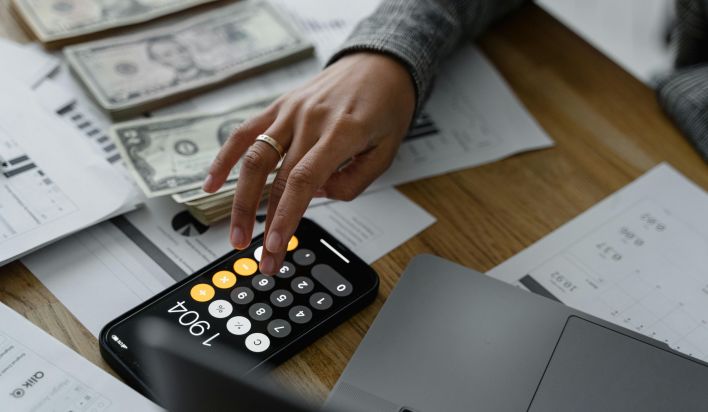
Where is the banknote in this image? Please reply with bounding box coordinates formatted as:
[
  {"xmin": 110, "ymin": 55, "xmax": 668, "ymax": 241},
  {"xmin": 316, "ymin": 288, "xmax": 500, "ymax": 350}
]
[
  {"xmin": 111, "ymin": 98, "xmax": 272, "ymax": 197},
  {"xmin": 65, "ymin": 1, "xmax": 313, "ymax": 118},
  {"xmin": 171, "ymin": 177, "xmax": 238, "ymax": 204},
  {"xmin": 11, "ymin": 0, "xmax": 218, "ymax": 46}
]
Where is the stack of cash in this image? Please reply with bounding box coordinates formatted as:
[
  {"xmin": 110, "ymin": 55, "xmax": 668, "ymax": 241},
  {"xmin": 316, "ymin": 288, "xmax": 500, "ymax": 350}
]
[
  {"xmin": 111, "ymin": 98, "xmax": 276, "ymax": 225},
  {"xmin": 64, "ymin": 1, "xmax": 313, "ymax": 119},
  {"xmin": 10, "ymin": 0, "xmax": 219, "ymax": 47}
]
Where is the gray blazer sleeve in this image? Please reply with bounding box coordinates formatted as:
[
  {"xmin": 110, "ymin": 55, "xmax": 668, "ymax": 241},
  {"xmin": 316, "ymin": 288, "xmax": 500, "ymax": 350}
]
[
  {"xmin": 657, "ymin": 0, "xmax": 708, "ymax": 161},
  {"xmin": 329, "ymin": 0, "xmax": 526, "ymax": 112}
]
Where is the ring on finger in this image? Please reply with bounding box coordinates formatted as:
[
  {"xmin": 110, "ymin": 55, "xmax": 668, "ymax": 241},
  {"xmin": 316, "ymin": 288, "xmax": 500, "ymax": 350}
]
[{"xmin": 255, "ymin": 134, "xmax": 286, "ymax": 161}]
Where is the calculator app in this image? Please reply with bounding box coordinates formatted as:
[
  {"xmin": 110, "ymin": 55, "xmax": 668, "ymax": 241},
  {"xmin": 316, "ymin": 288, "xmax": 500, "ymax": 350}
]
[{"xmin": 103, "ymin": 219, "xmax": 378, "ymax": 381}]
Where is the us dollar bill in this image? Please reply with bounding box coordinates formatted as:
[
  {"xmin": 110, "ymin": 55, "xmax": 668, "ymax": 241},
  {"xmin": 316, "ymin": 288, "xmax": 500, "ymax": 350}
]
[
  {"xmin": 111, "ymin": 98, "xmax": 272, "ymax": 198},
  {"xmin": 65, "ymin": 1, "xmax": 313, "ymax": 119},
  {"xmin": 11, "ymin": 0, "xmax": 218, "ymax": 46}
]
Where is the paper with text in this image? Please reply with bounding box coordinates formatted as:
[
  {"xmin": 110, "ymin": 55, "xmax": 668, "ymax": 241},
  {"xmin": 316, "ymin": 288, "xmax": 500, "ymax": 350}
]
[
  {"xmin": 489, "ymin": 164, "xmax": 708, "ymax": 362},
  {"xmin": 0, "ymin": 302, "xmax": 159, "ymax": 411}
]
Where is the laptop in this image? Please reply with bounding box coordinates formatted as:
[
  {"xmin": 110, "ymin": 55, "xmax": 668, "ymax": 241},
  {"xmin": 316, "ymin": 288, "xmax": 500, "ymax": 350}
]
[
  {"xmin": 325, "ymin": 255, "xmax": 708, "ymax": 412},
  {"xmin": 137, "ymin": 255, "xmax": 708, "ymax": 411}
]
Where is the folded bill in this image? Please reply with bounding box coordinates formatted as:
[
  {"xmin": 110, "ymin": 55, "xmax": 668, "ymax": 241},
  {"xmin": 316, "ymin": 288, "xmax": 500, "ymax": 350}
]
[
  {"xmin": 111, "ymin": 97, "xmax": 273, "ymax": 198},
  {"xmin": 11, "ymin": 0, "xmax": 219, "ymax": 47},
  {"xmin": 65, "ymin": 1, "xmax": 313, "ymax": 118}
]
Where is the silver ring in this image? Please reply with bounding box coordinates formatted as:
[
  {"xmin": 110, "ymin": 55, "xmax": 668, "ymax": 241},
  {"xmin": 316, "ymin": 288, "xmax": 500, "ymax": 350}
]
[{"xmin": 255, "ymin": 134, "xmax": 285, "ymax": 160}]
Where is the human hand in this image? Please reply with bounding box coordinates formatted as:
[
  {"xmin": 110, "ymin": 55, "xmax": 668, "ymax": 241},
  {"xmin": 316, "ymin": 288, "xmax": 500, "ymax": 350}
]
[{"xmin": 203, "ymin": 52, "xmax": 416, "ymax": 274}]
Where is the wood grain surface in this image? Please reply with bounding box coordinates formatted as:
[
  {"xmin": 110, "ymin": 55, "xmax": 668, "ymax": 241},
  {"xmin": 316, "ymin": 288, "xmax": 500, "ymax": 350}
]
[{"xmin": 1, "ymin": 0, "xmax": 707, "ymax": 405}]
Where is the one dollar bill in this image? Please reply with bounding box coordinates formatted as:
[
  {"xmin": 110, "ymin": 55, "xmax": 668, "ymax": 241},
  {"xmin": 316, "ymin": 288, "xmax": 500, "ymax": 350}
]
[
  {"xmin": 65, "ymin": 1, "xmax": 313, "ymax": 119},
  {"xmin": 111, "ymin": 98, "xmax": 273, "ymax": 198},
  {"xmin": 11, "ymin": 0, "xmax": 218, "ymax": 47}
]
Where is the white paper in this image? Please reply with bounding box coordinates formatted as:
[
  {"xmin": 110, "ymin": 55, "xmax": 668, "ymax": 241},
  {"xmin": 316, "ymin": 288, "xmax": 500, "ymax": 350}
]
[
  {"xmin": 24, "ymin": 189, "xmax": 434, "ymax": 336},
  {"xmin": 538, "ymin": 0, "xmax": 675, "ymax": 85},
  {"xmin": 489, "ymin": 164, "xmax": 708, "ymax": 362},
  {"xmin": 0, "ymin": 302, "xmax": 160, "ymax": 411},
  {"xmin": 0, "ymin": 80, "xmax": 133, "ymax": 265},
  {"xmin": 269, "ymin": 0, "xmax": 381, "ymax": 63},
  {"xmin": 0, "ymin": 38, "xmax": 59, "ymax": 88}
]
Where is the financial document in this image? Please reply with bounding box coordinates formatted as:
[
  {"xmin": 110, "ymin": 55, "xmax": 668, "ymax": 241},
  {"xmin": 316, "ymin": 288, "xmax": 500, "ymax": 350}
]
[
  {"xmin": 0, "ymin": 302, "xmax": 159, "ymax": 412},
  {"xmin": 538, "ymin": 0, "xmax": 675, "ymax": 85},
  {"xmin": 0, "ymin": 80, "xmax": 133, "ymax": 265},
  {"xmin": 489, "ymin": 164, "xmax": 708, "ymax": 362},
  {"xmin": 24, "ymin": 189, "xmax": 434, "ymax": 336}
]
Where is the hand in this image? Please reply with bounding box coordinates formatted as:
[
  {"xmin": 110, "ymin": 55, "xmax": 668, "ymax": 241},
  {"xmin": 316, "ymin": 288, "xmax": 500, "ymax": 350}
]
[{"xmin": 203, "ymin": 52, "xmax": 416, "ymax": 274}]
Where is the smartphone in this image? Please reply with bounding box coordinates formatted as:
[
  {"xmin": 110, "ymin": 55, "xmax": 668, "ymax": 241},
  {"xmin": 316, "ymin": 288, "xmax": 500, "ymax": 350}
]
[{"xmin": 99, "ymin": 218, "xmax": 379, "ymax": 399}]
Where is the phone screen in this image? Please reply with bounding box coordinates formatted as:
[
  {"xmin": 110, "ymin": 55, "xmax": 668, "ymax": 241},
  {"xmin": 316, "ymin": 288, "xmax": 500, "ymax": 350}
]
[{"xmin": 101, "ymin": 219, "xmax": 378, "ymax": 388}]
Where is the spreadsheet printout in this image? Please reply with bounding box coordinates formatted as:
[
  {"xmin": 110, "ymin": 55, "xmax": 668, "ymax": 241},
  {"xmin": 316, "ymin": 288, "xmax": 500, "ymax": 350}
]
[{"xmin": 489, "ymin": 164, "xmax": 708, "ymax": 362}]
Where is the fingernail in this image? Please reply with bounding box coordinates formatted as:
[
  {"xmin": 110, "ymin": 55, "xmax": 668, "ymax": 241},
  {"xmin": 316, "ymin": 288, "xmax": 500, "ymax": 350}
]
[
  {"xmin": 265, "ymin": 231, "xmax": 282, "ymax": 253},
  {"xmin": 314, "ymin": 188, "xmax": 327, "ymax": 198},
  {"xmin": 260, "ymin": 255, "xmax": 275, "ymax": 274},
  {"xmin": 231, "ymin": 226, "xmax": 245, "ymax": 248},
  {"xmin": 203, "ymin": 174, "xmax": 214, "ymax": 192}
]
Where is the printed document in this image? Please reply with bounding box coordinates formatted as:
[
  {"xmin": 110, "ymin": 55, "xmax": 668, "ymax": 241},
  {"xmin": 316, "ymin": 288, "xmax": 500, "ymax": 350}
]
[
  {"xmin": 490, "ymin": 164, "xmax": 708, "ymax": 362},
  {"xmin": 0, "ymin": 302, "xmax": 159, "ymax": 411},
  {"xmin": 0, "ymin": 80, "xmax": 133, "ymax": 265}
]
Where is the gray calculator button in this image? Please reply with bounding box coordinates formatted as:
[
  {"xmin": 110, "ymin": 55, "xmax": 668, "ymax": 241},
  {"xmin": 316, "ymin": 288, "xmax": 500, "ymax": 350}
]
[
  {"xmin": 291, "ymin": 276, "xmax": 314, "ymax": 294},
  {"xmin": 288, "ymin": 305, "xmax": 312, "ymax": 324},
  {"xmin": 270, "ymin": 289, "xmax": 294, "ymax": 308},
  {"xmin": 230, "ymin": 287, "xmax": 254, "ymax": 305},
  {"xmin": 309, "ymin": 292, "xmax": 333, "ymax": 310},
  {"xmin": 276, "ymin": 261, "xmax": 296, "ymax": 279},
  {"xmin": 293, "ymin": 249, "xmax": 316, "ymax": 266},
  {"xmin": 252, "ymin": 274, "xmax": 275, "ymax": 292},
  {"xmin": 249, "ymin": 303, "xmax": 273, "ymax": 322},
  {"xmin": 311, "ymin": 264, "xmax": 353, "ymax": 297},
  {"xmin": 267, "ymin": 319, "xmax": 292, "ymax": 338}
]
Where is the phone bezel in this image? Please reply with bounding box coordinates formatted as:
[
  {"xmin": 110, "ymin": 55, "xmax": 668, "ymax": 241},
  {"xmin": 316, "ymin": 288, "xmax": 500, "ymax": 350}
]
[{"xmin": 98, "ymin": 217, "xmax": 379, "ymax": 400}]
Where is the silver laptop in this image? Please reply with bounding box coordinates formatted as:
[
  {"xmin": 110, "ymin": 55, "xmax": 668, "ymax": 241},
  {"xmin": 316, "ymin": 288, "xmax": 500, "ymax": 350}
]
[{"xmin": 325, "ymin": 255, "xmax": 708, "ymax": 412}]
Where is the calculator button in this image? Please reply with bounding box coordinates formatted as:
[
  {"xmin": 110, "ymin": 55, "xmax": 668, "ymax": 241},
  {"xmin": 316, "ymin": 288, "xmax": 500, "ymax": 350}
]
[
  {"xmin": 287, "ymin": 236, "xmax": 299, "ymax": 251},
  {"xmin": 245, "ymin": 333, "xmax": 270, "ymax": 353},
  {"xmin": 233, "ymin": 258, "xmax": 258, "ymax": 276},
  {"xmin": 311, "ymin": 264, "xmax": 353, "ymax": 297},
  {"xmin": 270, "ymin": 289, "xmax": 294, "ymax": 308},
  {"xmin": 208, "ymin": 300, "xmax": 233, "ymax": 319},
  {"xmin": 254, "ymin": 246, "xmax": 263, "ymax": 262},
  {"xmin": 230, "ymin": 287, "xmax": 254, "ymax": 305},
  {"xmin": 212, "ymin": 270, "xmax": 237, "ymax": 289},
  {"xmin": 291, "ymin": 276, "xmax": 314, "ymax": 294},
  {"xmin": 190, "ymin": 284, "xmax": 215, "ymax": 302},
  {"xmin": 289, "ymin": 305, "xmax": 312, "ymax": 324},
  {"xmin": 226, "ymin": 316, "xmax": 251, "ymax": 336},
  {"xmin": 249, "ymin": 303, "xmax": 273, "ymax": 321},
  {"xmin": 276, "ymin": 261, "xmax": 296, "ymax": 279},
  {"xmin": 267, "ymin": 319, "xmax": 292, "ymax": 338},
  {"xmin": 252, "ymin": 274, "xmax": 275, "ymax": 292},
  {"xmin": 293, "ymin": 249, "xmax": 316, "ymax": 266},
  {"xmin": 309, "ymin": 292, "xmax": 333, "ymax": 310}
]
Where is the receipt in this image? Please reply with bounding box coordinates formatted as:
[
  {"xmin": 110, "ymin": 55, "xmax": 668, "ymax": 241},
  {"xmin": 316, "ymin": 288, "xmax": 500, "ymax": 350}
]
[{"xmin": 0, "ymin": 303, "xmax": 159, "ymax": 412}]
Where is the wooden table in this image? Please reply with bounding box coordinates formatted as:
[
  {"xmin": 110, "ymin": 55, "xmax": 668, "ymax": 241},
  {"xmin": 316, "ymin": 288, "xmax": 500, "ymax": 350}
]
[{"xmin": 2, "ymin": 1, "xmax": 707, "ymax": 405}]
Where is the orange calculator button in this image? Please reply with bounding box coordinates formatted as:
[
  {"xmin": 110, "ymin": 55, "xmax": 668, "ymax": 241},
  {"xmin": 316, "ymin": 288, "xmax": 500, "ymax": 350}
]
[
  {"xmin": 233, "ymin": 258, "xmax": 258, "ymax": 276},
  {"xmin": 212, "ymin": 271, "xmax": 237, "ymax": 289},
  {"xmin": 190, "ymin": 284, "xmax": 215, "ymax": 302},
  {"xmin": 287, "ymin": 236, "xmax": 299, "ymax": 251}
]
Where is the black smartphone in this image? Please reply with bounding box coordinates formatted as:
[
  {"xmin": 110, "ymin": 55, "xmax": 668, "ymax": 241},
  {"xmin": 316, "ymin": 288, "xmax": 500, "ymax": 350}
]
[{"xmin": 99, "ymin": 218, "xmax": 379, "ymax": 399}]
